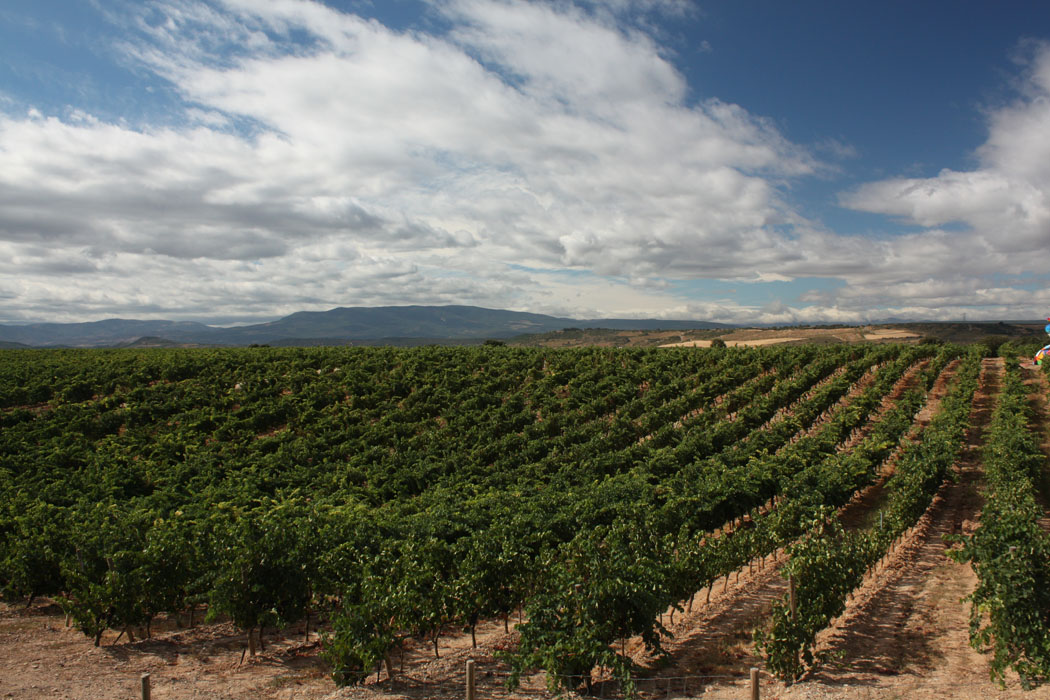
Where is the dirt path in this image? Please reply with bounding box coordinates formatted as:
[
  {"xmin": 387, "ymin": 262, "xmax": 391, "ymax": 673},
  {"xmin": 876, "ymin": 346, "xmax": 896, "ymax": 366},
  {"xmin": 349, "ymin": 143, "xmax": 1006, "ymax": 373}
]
[
  {"xmin": 837, "ymin": 358, "xmax": 934, "ymax": 454},
  {"xmin": 834, "ymin": 358, "xmax": 962, "ymax": 532},
  {"xmin": 615, "ymin": 356, "xmax": 959, "ymax": 693},
  {"xmin": 8, "ymin": 357, "xmax": 1049, "ymax": 700},
  {"xmin": 0, "ymin": 604, "xmax": 338, "ymax": 700},
  {"xmin": 0, "ymin": 602, "xmax": 542, "ymax": 700},
  {"xmin": 767, "ymin": 357, "xmax": 1026, "ymax": 700}
]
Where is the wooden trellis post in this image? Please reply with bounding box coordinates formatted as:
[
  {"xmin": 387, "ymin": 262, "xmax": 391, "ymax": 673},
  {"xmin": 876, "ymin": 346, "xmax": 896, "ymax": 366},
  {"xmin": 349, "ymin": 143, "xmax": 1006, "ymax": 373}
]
[{"xmin": 466, "ymin": 659, "xmax": 476, "ymax": 700}]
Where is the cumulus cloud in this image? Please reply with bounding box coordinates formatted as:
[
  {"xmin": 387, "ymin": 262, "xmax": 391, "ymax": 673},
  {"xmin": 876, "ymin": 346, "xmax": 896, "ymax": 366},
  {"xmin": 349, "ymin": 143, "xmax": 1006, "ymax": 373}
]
[
  {"xmin": 835, "ymin": 42, "xmax": 1050, "ymax": 315},
  {"xmin": 0, "ymin": 0, "xmax": 835, "ymax": 323},
  {"xmin": 5, "ymin": 0, "xmax": 1049, "ymax": 325}
]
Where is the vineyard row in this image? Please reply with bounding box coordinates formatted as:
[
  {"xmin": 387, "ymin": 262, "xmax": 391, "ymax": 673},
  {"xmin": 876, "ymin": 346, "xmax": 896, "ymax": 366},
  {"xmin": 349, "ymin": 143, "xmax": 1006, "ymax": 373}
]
[{"xmin": 0, "ymin": 343, "xmax": 987, "ymax": 692}]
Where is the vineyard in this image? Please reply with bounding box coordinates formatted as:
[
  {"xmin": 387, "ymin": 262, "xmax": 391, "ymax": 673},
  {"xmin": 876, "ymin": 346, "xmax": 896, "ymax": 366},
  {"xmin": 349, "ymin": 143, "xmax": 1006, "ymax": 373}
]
[{"xmin": 1, "ymin": 342, "xmax": 1049, "ymax": 699}]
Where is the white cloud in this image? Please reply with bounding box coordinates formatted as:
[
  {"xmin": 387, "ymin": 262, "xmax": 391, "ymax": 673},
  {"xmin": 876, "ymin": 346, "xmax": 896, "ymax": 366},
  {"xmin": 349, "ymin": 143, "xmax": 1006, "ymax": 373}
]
[
  {"xmin": 1, "ymin": 0, "xmax": 834, "ymax": 323},
  {"xmin": 6, "ymin": 0, "xmax": 1050, "ymax": 326},
  {"xmin": 840, "ymin": 43, "xmax": 1050, "ymax": 277}
]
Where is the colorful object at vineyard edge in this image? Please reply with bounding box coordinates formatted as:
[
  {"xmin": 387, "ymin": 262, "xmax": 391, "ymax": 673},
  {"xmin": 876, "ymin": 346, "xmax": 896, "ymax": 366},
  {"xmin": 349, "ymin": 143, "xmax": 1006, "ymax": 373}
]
[{"xmin": 1034, "ymin": 318, "xmax": 1050, "ymax": 365}]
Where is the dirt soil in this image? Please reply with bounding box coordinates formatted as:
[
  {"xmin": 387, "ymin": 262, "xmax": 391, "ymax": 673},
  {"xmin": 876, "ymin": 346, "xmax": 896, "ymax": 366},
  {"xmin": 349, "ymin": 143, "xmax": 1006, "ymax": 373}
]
[
  {"xmin": 625, "ymin": 356, "xmax": 1050, "ymax": 700},
  {"xmin": 760, "ymin": 357, "xmax": 1050, "ymax": 699},
  {"xmin": 663, "ymin": 337, "xmax": 805, "ymax": 348},
  {"xmin": 770, "ymin": 357, "xmax": 1007, "ymax": 700},
  {"xmin": 6, "ymin": 357, "xmax": 1050, "ymax": 700},
  {"xmin": 0, "ymin": 607, "xmax": 334, "ymax": 699},
  {"xmin": 660, "ymin": 327, "xmax": 920, "ymax": 348},
  {"xmin": 608, "ymin": 356, "xmax": 971, "ymax": 696}
]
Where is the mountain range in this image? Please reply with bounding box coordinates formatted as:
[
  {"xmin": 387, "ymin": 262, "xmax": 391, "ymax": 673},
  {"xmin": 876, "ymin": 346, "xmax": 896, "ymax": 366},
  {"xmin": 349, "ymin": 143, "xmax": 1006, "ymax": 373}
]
[{"xmin": 0, "ymin": 305, "xmax": 730, "ymax": 348}]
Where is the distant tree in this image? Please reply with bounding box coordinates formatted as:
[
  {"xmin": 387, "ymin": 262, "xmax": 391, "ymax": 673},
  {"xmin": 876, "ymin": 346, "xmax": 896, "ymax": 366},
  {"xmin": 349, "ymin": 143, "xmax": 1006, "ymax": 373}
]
[
  {"xmin": 483, "ymin": 339, "xmax": 506, "ymax": 347},
  {"xmin": 710, "ymin": 338, "xmax": 727, "ymax": 348},
  {"xmin": 980, "ymin": 335, "xmax": 1010, "ymax": 354}
]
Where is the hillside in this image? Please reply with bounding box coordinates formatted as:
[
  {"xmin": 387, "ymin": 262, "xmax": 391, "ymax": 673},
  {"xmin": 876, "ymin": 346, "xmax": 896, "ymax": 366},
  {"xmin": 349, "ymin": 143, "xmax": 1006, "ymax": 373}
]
[
  {"xmin": 0, "ymin": 305, "xmax": 729, "ymax": 347},
  {"xmin": 3, "ymin": 344, "xmax": 1047, "ymax": 698},
  {"xmin": 2, "ymin": 310, "xmax": 1043, "ymax": 349},
  {"xmin": 511, "ymin": 321, "xmax": 1047, "ymax": 349}
]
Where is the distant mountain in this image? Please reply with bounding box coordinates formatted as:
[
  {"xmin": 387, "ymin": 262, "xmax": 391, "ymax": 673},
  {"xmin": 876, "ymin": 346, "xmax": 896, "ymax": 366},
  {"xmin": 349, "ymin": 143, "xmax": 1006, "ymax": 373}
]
[
  {"xmin": 0, "ymin": 319, "xmax": 221, "ymax": 348},
  {"xmin": 0, "ymin": 305, "xmax": 731, "ymax": 347},
  {"xmin": 116, "ymin": 336, "xmax": 207, "ymax": 349}
]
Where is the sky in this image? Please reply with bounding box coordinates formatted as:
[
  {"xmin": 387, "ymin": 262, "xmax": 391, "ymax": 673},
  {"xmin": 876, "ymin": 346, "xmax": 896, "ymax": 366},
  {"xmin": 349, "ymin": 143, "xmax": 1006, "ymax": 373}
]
[{"xmin": 3, "ymin": 1, "xmax": 1050, "ymax": 326}]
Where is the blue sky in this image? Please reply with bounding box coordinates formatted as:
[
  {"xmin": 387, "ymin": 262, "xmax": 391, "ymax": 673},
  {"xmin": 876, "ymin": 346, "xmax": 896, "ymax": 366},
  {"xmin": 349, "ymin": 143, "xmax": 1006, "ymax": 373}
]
[{"xmin": 2, "ymin": 0, "xmax": 1050, "ymax": 325}]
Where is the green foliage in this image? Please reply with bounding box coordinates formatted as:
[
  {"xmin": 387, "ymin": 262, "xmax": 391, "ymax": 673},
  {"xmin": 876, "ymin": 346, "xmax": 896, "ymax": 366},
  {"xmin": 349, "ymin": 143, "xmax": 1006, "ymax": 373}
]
[
  {"xmin": 0, "ymin": 342, "xmax": 970, "ymax": 685},
  {"xmin": 61, "ymin": 503, "xmax": 154, "ymax": 645},
  {"xmin": 979, "ymin": 335, "xmax": 1011, "ymax": 355},
  {"xmin": 206, "ymin": 499, "xmax": 315, "ymax": 634},
  {"xmin": 758, "ymin": 512, "xmax": 876, "ymax": 678},
  {"xmin": 950, "ymin": 360, "xmax": 1050, "ymax": 688},
  {"xmin": 324, "ymin": 592, "xmax": 397, "ymax": 685},
  {"xmin": 757, "ymin": 348, "xmax": 981, "ymax": 679},
  {"xmin": 511, "ymin": 518, "xmax": 674, "ymax": 693},
  {"xmin": 0, "ymin": 499, "xmax": 68, "ymax": 601}
]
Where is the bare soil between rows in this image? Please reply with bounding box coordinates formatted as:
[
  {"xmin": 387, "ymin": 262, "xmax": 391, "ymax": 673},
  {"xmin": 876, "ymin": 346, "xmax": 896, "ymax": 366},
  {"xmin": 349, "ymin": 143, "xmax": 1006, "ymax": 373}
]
[
  {"xmin": 5, "ymin": 357, "xmax": 1050, "ymax": 699},
  {"xmin": 631, "ymin": 356, "xmax": 1046, "ymax": 699}
]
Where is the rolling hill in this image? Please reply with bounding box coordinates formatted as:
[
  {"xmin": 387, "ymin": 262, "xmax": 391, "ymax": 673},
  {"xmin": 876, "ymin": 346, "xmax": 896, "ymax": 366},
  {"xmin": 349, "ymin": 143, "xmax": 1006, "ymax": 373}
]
[{"xmin": 0, "ymin": 305, "xmax": 730, "ymax": 347}]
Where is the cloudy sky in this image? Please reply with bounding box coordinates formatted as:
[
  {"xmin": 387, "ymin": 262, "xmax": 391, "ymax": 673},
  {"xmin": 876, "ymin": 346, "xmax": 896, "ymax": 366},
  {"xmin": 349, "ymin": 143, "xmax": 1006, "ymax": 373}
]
[{"xmin": 3, "ymin": 0, "xmax": 1050, "ymax": 325}]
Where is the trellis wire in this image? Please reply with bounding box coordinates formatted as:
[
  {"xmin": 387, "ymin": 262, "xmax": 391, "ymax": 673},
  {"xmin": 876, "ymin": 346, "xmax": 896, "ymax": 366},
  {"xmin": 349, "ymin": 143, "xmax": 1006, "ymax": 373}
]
[{"xmin": 376, "ymin": 665, "xmax": 751, "ymax": 700}]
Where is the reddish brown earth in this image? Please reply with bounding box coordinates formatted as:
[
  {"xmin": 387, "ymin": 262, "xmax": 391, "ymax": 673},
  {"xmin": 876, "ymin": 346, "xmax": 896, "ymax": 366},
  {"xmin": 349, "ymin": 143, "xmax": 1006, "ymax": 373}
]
[
  {"xmin": 768, "ymin": 357, "xmax": 1006, "ymax": 700},
  {"xmin": 0, "ymin": 607, "xmax": 332, "ymax": 699},
  {"xmin": 5, "ymin": 357, "xmax": 1050, "ymax": 699},
  {"xmin": 617, "ymin": 356, "xmax": 1047, "ymax": 700}
]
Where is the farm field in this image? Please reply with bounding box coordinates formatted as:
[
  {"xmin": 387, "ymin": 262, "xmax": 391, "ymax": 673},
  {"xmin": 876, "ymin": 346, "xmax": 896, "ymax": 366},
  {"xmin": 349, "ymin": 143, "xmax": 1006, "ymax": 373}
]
[
  {"xmin": 657, "ymin": 326, "xmax": 921, "ymax": 348},
  {"xmin": 2, "ymin": 344, "xmax": 1049, "ymax": 699},
  {"xmin": 509, "ymin": 320, "xmax": 1046, "ymax": 350}
]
